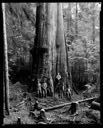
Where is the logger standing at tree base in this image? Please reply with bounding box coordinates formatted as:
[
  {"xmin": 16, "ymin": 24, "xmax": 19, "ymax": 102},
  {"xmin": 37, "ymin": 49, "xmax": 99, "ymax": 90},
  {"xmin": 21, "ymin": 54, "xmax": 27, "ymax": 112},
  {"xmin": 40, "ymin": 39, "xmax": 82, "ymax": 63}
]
[
  {"xmin": 47, "ymin": 76, "xmax": 54, "ymax": 97},
  {"xmin": 55, "ymin": 73, "xmax": 61, "ymax": 89},
  {"xmin": 55, "ymin": 73, "xmax": 62, "ymax": 98},
  {"xmin": 56, "ymin": 73, "xmax": 61, "ymax": 82},
  {"xmin": 41, "ymin": 79, "xmax": 47, "ymax": 98},
  {"xmin": 37, "ymin": 79, "xmax": 42, "ymax": 98},
  {"xmin": 66, "ymin": 88, "xmax": 72, "ymax": 101}
]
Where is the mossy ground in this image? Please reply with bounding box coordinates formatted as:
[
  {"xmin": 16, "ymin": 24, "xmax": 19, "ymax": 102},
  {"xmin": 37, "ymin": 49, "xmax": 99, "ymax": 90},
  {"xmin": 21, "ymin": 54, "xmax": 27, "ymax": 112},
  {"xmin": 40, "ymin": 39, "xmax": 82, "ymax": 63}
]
[{"xmin": 3, "ymin": 81, "xmax": 100, "ymax": 125}]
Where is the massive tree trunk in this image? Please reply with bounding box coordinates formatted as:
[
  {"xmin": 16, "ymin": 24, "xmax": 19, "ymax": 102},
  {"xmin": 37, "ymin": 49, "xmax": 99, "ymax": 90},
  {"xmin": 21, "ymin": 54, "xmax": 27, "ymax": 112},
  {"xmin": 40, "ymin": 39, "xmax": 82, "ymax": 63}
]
[
  {"xmin": 47, "ymin": 3, "xmax": 57, "ymax": 80},
  {"xmin": 32, "ymin": 3, "xmax": 50, "ymax": 79},
  {"xmin": 2, "ymin": 3, "xmax": 10, "ymax": 115},
  {"xmin": 56, "ymin": 3, "xmax": 68, "ymax": 84},
  {"xmin": 33, "ymin": 3, "xmax": 57, "ymax": 80},
  {"xmin": 32, "ymin": 3, "xmax": 68, "ymax": 88}
]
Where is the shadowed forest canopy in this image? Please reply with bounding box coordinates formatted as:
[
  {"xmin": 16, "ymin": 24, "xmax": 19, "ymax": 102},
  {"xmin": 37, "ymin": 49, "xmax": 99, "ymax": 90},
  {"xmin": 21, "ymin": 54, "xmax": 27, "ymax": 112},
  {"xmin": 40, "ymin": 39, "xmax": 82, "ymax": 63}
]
[{"xmin": 6, "ymin": 3, "xmax": 100, "ymax": 91}]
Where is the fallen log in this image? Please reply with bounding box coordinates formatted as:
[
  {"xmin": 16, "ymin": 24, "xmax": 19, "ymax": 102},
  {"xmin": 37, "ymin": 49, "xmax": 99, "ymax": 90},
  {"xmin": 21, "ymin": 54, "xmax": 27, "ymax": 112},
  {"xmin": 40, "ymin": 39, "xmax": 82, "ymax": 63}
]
[{"xmin": 44, "ymin": 97, "xmax": 98, "ymax": 112}]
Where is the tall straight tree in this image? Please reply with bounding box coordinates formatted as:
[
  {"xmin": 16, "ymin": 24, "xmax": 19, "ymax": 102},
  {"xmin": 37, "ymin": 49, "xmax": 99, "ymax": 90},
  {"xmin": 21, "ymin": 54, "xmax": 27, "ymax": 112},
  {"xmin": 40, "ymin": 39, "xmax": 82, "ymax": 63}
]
[
  {"xmin": 32, "ymin": 3, "xmax": 57, "ymax": 79},
  {"xmin": 2, "ymin": 3, "xmax": 10, "ymax": 115},
  {"xmin": 67, "ymin": 3, "xmax": 72, "ymax": 88},
  {"xmin": 33, "ymin": 3, "xmax": 50, "ymax": 79},
  {"xmin": 56, "ymin": 3, "xmax": 68, "ymax": 84},
  {"xmin": 47, "ymin": 3, "xmax": 57, "ymax": 80},
  {"xmin": 32, "ymin": 3, "xmax": 68, "ymax": 89}
]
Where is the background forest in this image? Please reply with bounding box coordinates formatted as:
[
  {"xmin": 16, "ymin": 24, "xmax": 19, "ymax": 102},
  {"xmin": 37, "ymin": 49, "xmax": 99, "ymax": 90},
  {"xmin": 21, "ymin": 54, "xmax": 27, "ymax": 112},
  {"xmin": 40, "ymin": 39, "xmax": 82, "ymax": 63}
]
[{"xmin": 6, "ymin": 3, "xmax": 100, "ymax": 91}]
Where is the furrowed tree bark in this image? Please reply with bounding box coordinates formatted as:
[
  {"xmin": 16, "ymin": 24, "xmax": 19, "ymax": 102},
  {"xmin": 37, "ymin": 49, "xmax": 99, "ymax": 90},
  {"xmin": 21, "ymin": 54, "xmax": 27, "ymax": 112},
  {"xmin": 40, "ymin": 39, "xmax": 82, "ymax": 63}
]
[
  {"xmin": 46, "ymin": 3, "xmax": 58, "ymax": 95},
  {"xmin": 33, "ymin": 3, "xmax": 50, "ymax": 79},
  {"xmin": 32, "ymin": 3, "xmax": 58, "ymax": 82},
  {"xmin": 47, "ymin": 3, "xmax": 57, "ymax": 81},
  {"xmin": 2, "ymin": 3, "xmax": 10, "ymax": 115},
  {"xmin": 32, "ymin": 3, "xmax": 68, "ymax": 90},
  {"xmin": 56, "ymin": 3, "xmax": 68, "ymax": 84}
]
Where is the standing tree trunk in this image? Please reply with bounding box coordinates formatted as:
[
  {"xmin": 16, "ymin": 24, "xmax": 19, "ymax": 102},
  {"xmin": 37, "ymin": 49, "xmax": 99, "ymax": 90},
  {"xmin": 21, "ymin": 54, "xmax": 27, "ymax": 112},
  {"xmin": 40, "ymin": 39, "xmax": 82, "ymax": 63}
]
[
  {"xmin": 2, "ymin": 3, "xmax": 10, "ymax": 115},
  {"xmin": 56, "ymin": 3, "xmax": 68, "ymax": 82},
  {"xmin": 32, "ymin": 3, "xmax": 50, "ymax": 79},
  {"xmin": 46, "ymin": 3, "xmax": 57, "ymax": 81},
  {"xmin": 32, "ymin": 3, "xmax": 68, "ymax": 90},
  {"xmin": 66, "ymin": 3, "xmax": 72, "ymax": 89}
]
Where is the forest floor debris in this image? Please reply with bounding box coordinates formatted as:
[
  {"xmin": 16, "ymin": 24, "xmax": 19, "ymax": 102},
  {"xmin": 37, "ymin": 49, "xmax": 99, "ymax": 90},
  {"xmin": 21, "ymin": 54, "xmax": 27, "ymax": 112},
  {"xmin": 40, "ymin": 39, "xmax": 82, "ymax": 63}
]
[{"xmin": 3, "ymin": 81, "xmax": 100, "ymax": 124}]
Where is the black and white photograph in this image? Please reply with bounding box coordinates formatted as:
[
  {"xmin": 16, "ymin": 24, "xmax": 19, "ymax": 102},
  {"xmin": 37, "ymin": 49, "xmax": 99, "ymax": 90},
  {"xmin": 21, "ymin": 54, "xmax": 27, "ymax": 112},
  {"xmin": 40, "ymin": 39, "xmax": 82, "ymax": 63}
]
[{"xmin": 2, "ymin": 2, "xmax": 101, "ymax": 125}]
